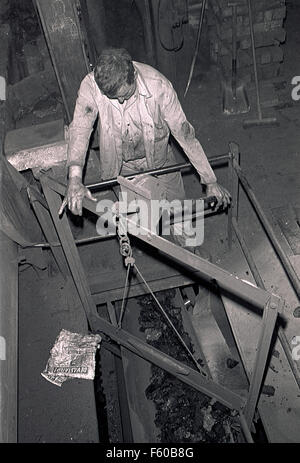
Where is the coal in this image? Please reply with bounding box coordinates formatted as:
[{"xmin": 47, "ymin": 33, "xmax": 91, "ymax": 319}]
[{"xmin": 138, "ymin": 289, "xmax": 239, "ymax": 443}]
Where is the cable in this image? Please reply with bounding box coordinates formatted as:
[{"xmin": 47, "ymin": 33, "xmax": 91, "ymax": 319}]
[
  {"xmin": 134, "ymin": 262, "xmax": 207, "ymax": 376},
  {"xmin": 117, "ymin": 263, "xmax": 131, "ymax": 329},
  {"xmin": 116, "ymin": 215, "xmax": 206, "ymax": 376}
]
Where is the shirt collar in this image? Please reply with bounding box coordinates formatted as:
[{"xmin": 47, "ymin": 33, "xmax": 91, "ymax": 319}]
[{"xmin": 134, "ymin": 64, "xmax": 152, "ymax": 99}]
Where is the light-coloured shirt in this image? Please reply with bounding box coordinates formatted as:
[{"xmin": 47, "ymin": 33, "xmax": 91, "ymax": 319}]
[{"xmin": 67, "ymin": 62, "xmax": 217, "ymax": 184}]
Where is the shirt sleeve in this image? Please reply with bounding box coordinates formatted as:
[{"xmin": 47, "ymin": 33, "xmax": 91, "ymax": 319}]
[
  {"xmin": 66, "ymin": 74, "xmax": 98, "ymax": 169},
  {"xmin": 160, "ymin": 78, "xmax": 217, "ymax": 185}
]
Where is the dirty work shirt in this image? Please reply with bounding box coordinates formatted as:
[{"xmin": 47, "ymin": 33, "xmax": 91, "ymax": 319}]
[
  {"xmin": 111, "ymin": 93, "xmax": 149, "ymax": 169},
  {"xmin": 66, "ymin": 61, "xmax": 217, "ymax": 185},
  {"xmin": 112, "ymin": 95, "xmax": 185, "ymax": 200}
]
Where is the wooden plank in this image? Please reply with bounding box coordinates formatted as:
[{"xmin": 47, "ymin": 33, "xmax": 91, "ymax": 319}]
[
  {"xmin": 34, "ymin": 0, "xmax": 91, "ymax": 122},
  {"xmin": 272, "ymin": 205, "xmax": 300, "ymax": 255}
]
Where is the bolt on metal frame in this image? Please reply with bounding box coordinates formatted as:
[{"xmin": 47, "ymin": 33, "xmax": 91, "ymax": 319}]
[{"xmin": 27, "ymin": 145, "xmax": 285, "ymax": 443}]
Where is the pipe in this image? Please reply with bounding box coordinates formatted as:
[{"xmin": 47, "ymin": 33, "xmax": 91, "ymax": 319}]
[{"xmin": 87, "ymin": 153, "xmax": 230, "ymax": 190}]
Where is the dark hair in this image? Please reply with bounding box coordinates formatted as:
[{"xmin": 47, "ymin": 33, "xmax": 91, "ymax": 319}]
[{"xmin": 94, "ymin": 48, "xmax": 135, "ymax": 97}]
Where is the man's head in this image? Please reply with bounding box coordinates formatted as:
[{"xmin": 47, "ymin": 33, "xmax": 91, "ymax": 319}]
[{"xmin": 94, "ymin": 48, "xmax": 136, "ymax": 104}]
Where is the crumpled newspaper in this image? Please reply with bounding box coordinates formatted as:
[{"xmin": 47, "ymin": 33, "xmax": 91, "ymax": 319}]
[{"xmin": 41, "ymin": 329, "xmax": 101, "ymax": 387}]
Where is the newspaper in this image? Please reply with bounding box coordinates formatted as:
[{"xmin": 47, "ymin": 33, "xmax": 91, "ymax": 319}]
[{"xmin": 41, "ymin": 329, "xmax": 101, "ymax": 387}]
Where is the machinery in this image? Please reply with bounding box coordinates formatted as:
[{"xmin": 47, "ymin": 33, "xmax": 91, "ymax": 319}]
[
  {"xmin": 21, "ymin": 142, "xmax": 299, "ymax": 443},
  {"xmin": 1, "ymin": 0, "xmax": 298, "ymax": 443}
]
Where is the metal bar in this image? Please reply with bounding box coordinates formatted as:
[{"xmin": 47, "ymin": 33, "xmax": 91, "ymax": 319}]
[
  {"xmin": 93, "ymin": 274, "xmax": 197, "ymax": 305},
  {"xmin": 227, "ymin": 142, "xmax": 240, "ymax": 249},
  {"xmin": 40, "ymin": 179, "xmax": 97, "ymax": 322},
  {"xmin": 239, "ymin": 413, "xmax": 254, "ymax": 443},
  {"xmin": 35, "ymin": 156, "xmax": 228, "ymax": 196},
  {"xmin": 25, "ymin": 233, "xmax": 116, "ymax": 249},
  {"xmin": 27, "ymin": 185, "xmax": 49, "ymax": 210},
  {"xmin": 87, "ymin": 154, "xmax": 230, "ymax": 190},
  {"xmin": 232, "ymin": 218, "xmax": 300, "ymax": 389},
  {"xmin": 234, "ymin": 161, "xmax": 300, "ymax": 300},
  {"xmin": 121, "ymin": 335, "xmax": 243, "ymax": 411},
  {"xmin": 244, "ymin": 296, "xmax": 279, "ymax": 426},
  {"xmin": 28, "ymin": 188, "xmax": 70, "ymax": 279},
  {"xmin": 232, "ymin": 218, "xmax": 264, "ymax": 288},
  {"xmin": 126, "ymin": 221, "xmax": 270, "ymax": 310},
  {"xmin": 41, "ymin": 174, "xmax": 271, "ymax": 309},
  {"xmin": 40, "ymin": 176, "xmax": 243, "ymax": 411}
]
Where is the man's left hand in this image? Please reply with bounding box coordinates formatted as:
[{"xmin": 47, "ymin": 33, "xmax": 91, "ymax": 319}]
[{"xmin": 206, "ymin": 183, "xmax": 231, "ymax": 210}]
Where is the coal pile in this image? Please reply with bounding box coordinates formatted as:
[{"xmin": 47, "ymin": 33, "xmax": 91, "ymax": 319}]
[{"xmin": 138, "ymin": 289, "xmax": 239, "ymax": 443}]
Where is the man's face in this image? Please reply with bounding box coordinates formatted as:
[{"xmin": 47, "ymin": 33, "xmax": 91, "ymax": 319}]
[{"xmin": 106, "ymin": 79, "xmax": 137, "ymax": 104}]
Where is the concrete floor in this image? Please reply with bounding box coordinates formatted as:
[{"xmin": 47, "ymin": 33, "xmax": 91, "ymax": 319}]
[{"xmin": 18, "ymin": 0, "xmax": 300, "ymax": 442}]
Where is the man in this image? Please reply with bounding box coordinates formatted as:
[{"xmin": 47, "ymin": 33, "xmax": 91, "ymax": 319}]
[{"xmin": 61, "ymin": 48, "xmax": 230, "ymax": 248}]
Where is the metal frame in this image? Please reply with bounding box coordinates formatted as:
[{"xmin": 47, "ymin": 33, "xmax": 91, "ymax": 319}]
[
  {"xmin": 27, "ymin": 146, "xmax": 286, "ymax": 442},
  {"xmin": 228, "ymin": 146, "xmax": 300, "ymax": 390}
]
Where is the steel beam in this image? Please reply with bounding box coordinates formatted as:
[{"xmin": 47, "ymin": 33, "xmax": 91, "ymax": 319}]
[
  {"xmin": 243, "ymin": 296, "xmax": 280, "ymax": 426},
  {"xmin": 232, "ymin": 217, "xmax": 300, "ymax": 389},
  {"xmin": 234, "ymin": 160, "xmax": 300, "ymax": 300},
  {"xmin": 41, "ymin": 174, "xmax": 271, "ymax": 310}
]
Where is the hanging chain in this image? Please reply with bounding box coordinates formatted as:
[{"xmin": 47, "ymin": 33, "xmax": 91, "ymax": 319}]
[
  {"xmin": 116, "ymin": 213, "xmax": 207, "ymax": 376},
  {"xmin": 117, "ymin": 215, "xmax": 135, "ymax": 328}
]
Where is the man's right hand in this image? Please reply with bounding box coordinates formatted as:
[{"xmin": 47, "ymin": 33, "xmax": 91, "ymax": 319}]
[{"xmin": 59, "ymin": 176, "xmax": 97, "ymax": 216}]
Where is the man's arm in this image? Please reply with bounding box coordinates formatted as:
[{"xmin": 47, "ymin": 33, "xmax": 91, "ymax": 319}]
[
  {"xmin": 60, "ymin": 75, "xmax": 98, "ymax": 216},
  {"xmin": 160, "ymin": 79, "xmax": 230, "ymax": 208}
]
